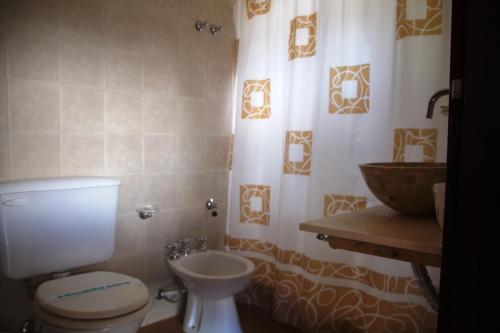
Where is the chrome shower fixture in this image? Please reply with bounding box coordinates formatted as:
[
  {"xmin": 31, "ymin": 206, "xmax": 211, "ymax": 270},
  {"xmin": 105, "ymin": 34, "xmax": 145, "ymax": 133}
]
[
  {"xmin": 194, "ymin": 20, "xmax": 223, "ymax": 36},
  {"xmin": 210, "ymin": 24, "xmax": 223, "ymax": 36},
  {"xmin": 195, "ymin": 20, "xmax": 208, "ymax": 32}
]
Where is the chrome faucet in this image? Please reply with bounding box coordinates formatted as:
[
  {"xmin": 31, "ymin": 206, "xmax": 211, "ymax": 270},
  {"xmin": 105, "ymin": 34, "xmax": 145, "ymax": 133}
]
[
  {"xmin": 196, "ymin": 236, "xmax": 208, "ymax": 252},
  {"xmin": 426, "ymin": 89, "xmax": 450, "ymax": 119},
  {"xmin": 178, "ymin": 238, "xmax": 191, "ymax": 256},
  {"xmin": 167, "ymin": 243, "xmax": 180, "ymax": 260}
]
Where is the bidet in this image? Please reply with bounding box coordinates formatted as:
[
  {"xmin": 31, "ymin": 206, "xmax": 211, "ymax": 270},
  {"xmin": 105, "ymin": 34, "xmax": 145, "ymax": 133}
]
[{"xmin": 168, "ymin": 250, "xmax": 255, "ymax": 333}]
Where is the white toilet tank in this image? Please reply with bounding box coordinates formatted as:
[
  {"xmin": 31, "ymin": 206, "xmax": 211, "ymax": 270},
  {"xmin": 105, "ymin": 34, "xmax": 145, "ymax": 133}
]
[{"xmin": 0, "ymin": 177, "xmax": 121, "ymax": 279}]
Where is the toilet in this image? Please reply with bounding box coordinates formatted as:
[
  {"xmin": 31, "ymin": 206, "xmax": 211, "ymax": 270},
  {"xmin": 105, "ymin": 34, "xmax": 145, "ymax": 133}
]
[{"xmin": 0, "ymin": 177, "xmax": 151, "ymax": 333}]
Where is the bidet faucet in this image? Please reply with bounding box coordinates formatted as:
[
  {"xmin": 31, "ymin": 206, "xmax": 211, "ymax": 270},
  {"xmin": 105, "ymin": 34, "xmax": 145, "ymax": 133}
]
[
  {"xmin": 167, "ymin": 243, "xmax": 180, "ymax": 260},
  {"xmin": 196, "ymin": 236, "xmax": 208, "ymax": 252},
  {"xmin": 178, "ymin": 238, "xmax": 191, "ymax": 256}
]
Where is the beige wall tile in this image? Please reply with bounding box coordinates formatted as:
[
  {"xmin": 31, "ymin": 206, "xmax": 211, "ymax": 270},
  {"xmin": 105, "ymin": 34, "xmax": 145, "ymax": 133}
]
[
  {"xmin": 105, "ymin": 8, "xmax": 143, "ymax": 52},
  {"xmin": 144, "ymin": 54, "xmax": 177, "ymax": 94},
  {"xmin": 115, "ymin": 214, "xmax": 145, "ymax": 256},
  {"xmin": 62, "ymin": 133, "xmax": 105, "ymax": 176},
  {"xmin": 106, "ymin": 134, "xmax": 143, "ymax": 174},
  {"xmin": 117, "ymin": 174, "xmax": 143, "ymax": 215},
  {"xmin": 175, "ymin": 206, "xmax": 206, "ymax": 239},
  {"xmin": 178, "ymin": 0, "xmax": 207, "ymax": 21},
  {"xmin": 143, "ymin": 15, "xmax": 177, "ymax": 58},
  {"xmin": 0, "ymin": 132, "xmax": 9, "ymax": 180},
  {"xmin": 11, "ymin": 133, "xmax": 60, "ymax": 179},
  {"xmin": 144, "ymin": 173, "xmax": 176, "ymax": 210},
  {"xmin": 206, "ymin": 98, "xmax": 233, "ymax": 135},
  {"xmin": 60, "ymin": 0, "xmax": 104, "ymax": 40},
  {"xmin": 62, "ymin": 85, "xmax": 104, "ymax": 131},
  {"xmin": 177, "ymin": 55, "xmax": 206, "ymax": 98},
  {"xmin": 105, "ymin": 90, "xmax": 142, "ymax": 132},
  {"xmin": 207, "ymin": 234, "xmax": 225, "ymax": 251},
  {"xmin": 7, "ymin": 35, "xmax": 59, "ymax": 82},
  {"xmin": 143, "ymin": 93, "xmax": 177, "ymax": 134},
  {"xmin": 176, "ymin": 171, "xmax": 206, "ymax": 208},
  {"xmin": 144, "ymin": 135, "xmax": 176, "ymax": 173},
  {"xmin": 109, "ymin": 253, "xmax": 145, "ymax": 281},
  {"xmin": 9, "ymin": 80, "xmax": 59, "ymax": 131},
  {"xmin": 207, "ymin": 35, "xmax": 235, "ymax": 67},
  {"xmin": 144, "ymin": 249, "xmax": 174, "ymax": 285},
  {"xmin": 145, "ymin": 210, "xmax": 177, "ymax": 251},
  {"xmin": 61, "ymin": 36, "xmax": 104, "ymax": 86},
  {"xmin": 176, "ymin": 135, "xmax": 205, "ymax": 171},
  {"xmin": 6, "ymin": 0, "xmax": 58, "ymax": 30},
  {"xmin": 144, "ymin": 0, "xmax": 179, "ymax": 20},
  {"xmin": 207, "ymin": 0, "xmax": 235, "ymax": 25},
  {"xmin": 0, "ymin": 10, "xmax": 6, "ymax": 80},
  {"xmin": 177, "ymin": 19, "xmax": 206, "ymax": 61},
  {"xmin": 6, "ymin": 0, "xmax": 59, "ymax": 82},
  {"xmin": 106, "ymin": 0, "xmax": 145, "ymax": 14},
  {"xmin": 206, "ymin": 170, "xmax": 228, "ymax": 204},
  {"xmin": 208, "ymin": 62, "xmax": 234, "ymax": 101},
  {"xmin": 106, "ymin": 48, "xmax": 143, "ymax": 91},
  {"xmin": 206, "ymin": 204, "xmax": 226, "ymax": 236},
  {"xmin": 206, "ymin": 136, "xmax": 231, "ymax": 170},
  {"xmin": 177, "ymin": 98, "xmax": 205, "ymax": 135},
  {"xmin": 0, "ymin": 81, "xmax": 7, "ymax": 130}
]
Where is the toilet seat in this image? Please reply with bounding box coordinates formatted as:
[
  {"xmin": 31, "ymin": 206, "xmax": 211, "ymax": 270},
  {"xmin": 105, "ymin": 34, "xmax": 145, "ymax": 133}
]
[{"xmin": 34, "ymin": 271, "xmax": 152, "ymax": 330}]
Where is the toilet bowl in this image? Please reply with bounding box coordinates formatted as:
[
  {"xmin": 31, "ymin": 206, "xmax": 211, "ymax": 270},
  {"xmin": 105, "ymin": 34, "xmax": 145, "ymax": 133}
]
[
  {"xmin": 33, "ymin": 271, "xmax": 152, "ymax": 333},
  {"xmin": 168, "ymin": 250, "xmax": 255, "ymax": 333}
]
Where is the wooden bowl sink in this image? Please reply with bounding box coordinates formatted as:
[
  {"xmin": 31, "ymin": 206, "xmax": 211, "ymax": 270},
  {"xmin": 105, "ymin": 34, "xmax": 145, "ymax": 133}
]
[{"xmin": 359, "ymin": 162, "xmax": 447, "ymax": 216}]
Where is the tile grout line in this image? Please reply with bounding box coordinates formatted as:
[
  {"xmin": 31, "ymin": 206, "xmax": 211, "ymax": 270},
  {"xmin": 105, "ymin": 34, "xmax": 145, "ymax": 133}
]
[
  {"xmin": 4, "ymin": 6, "xmax": 13, "ymax": 179},
  {"xmin": 57, "ymin": 0, "xmax": 63, "ymax": 177},
  {"xmin": 103, "ymin": 2, "xmax": 109, "ymax": 178},
  {"xmin": 141, "ymin": 10, "xmax": 146, "ymax": 207}
]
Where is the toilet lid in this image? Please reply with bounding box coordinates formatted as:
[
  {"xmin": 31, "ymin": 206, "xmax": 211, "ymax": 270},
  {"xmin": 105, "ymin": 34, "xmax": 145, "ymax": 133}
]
[{"xmin": 35, "ymin": 271, "xmax": 150, "ymax": 320}]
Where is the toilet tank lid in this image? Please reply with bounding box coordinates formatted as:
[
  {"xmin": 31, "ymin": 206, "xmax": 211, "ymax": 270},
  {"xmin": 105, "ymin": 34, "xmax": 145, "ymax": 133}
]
[{"xmin": 0, "ymin": 177, "xmax": 121, "ymax": 195}]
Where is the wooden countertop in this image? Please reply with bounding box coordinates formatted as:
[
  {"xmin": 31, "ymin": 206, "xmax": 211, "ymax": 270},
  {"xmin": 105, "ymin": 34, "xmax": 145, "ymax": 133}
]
[{"xmin": 299, "ymin": 206, "xmax": 443, "ymax": 266}]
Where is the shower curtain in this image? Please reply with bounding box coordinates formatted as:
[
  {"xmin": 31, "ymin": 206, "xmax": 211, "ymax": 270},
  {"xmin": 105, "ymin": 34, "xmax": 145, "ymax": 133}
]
[{"xmin": 227, "ymin": 0, "xmax": 450, "ymax": 332}]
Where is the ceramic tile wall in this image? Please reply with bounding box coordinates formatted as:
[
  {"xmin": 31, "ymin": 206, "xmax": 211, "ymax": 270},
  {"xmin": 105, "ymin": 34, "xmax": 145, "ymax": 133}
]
[{"xmin": 0, "ymin": 1, "xmax": 235, "ymax": 328}]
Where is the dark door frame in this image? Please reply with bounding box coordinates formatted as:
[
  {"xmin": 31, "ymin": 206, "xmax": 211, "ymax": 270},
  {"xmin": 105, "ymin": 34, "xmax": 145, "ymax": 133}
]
[{"xmin": 438, "ymin": 0, "xmax": 493, "ymax": 331}]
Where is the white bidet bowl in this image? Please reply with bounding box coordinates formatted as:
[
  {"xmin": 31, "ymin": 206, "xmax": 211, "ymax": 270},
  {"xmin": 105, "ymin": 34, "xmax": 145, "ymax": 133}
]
[{"xmin": 168, "ymin": 250, "xmax": 255, "ymax": 333}]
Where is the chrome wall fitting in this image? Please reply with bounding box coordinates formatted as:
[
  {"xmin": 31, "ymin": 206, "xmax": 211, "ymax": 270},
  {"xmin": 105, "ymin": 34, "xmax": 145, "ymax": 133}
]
[
  {"xmin": 136, "ymin": 205, "xmax": 158, "ymax": 219},
  {"xmin": 206, "ymin": 198, "xmax": 217, "ymax": 210},
  {"xmin": 195, "ymin": 20, "xmax": 208, "ymax": 32},
  {"xmin": 206, "ymin": 198, "xmax": 218, "ymax": 217},
  {"xmin": 209, "ymin": 24, "xmax": 223, "ymax": 36},
  {"xmin": 167, "ymin": 243, "xmax": 180, "ymax": 260},
  {"xmin": 156, "ymin": 287, "xmax": 186, "ymax": 303},
  {"xmin": 178, "ymin": 238, "xmax": 192, "ymax": 256},
  {"xmin": 20, "ymin": 319, "xmax": 42, "ymax": 333},
  {"xmin": 411, "ymin": 263, "xmax": 439, "ymax": 311},
  {"xmin": 196, "ymin": 236, "xmax": 208, "ymax": 252},
  {"xmin": 316, "ymin": 233, "xmax": 329, "ymax": 241}
]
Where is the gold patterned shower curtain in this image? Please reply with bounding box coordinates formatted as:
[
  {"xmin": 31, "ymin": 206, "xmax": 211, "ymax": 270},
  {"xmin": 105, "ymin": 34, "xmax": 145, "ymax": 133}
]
[{"xmin": 227, "ymin": 1, "xmax": 450, "ymax": 332}]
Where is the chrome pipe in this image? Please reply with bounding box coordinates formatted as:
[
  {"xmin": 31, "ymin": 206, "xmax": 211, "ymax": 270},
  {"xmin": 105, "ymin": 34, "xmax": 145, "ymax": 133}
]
[
  {"xmin": 411, "ymin": 263, "xmax": 439, "ymax": 312},
  {"xmin": 426, "ymin": 89, "xmax": 450, "ymax": 119}
]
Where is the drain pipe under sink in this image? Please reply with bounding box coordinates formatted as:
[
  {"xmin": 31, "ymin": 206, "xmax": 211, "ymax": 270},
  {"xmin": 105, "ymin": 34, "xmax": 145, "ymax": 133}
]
[{"xmin": 411, "ymin": 263, "xmax": 439, "ymax": 312}]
